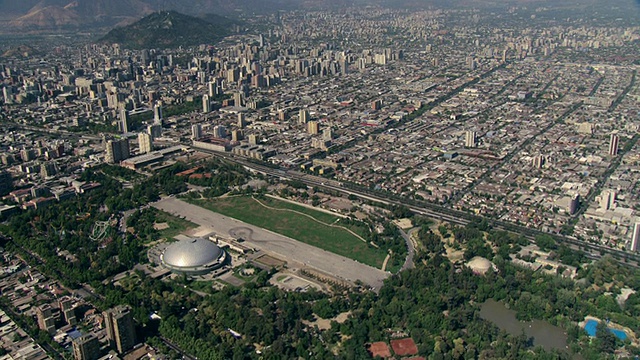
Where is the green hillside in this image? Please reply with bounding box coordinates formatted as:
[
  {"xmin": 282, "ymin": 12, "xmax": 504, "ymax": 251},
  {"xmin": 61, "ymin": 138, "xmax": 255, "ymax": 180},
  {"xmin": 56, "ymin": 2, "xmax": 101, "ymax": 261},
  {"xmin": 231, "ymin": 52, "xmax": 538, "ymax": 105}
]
[{"xmin": 99, "ymin": 11, "xmax": 237, "ymax": 49}]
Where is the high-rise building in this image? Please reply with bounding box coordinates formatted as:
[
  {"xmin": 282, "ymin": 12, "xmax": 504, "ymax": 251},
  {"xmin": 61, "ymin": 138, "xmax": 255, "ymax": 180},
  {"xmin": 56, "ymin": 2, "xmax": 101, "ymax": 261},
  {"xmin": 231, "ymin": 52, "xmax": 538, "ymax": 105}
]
[
  {"xmin": 307, "ymin": 121, "xmax": 319, "ymax": 135},
  {"xmin": 609, "ymin": 134, "xmax": 619, "ymax": 156},
  {"xmin": 631, "ymin": 222, "xmax": 640, "ymax": 252},
  {"xmin": 208, "ymin": 81, "xmax": 216, "ymax": 97},
  {"xmin": 59, "ymin": 296, "xmax": 77, "ymax": 326},
  {"xmin": 465, "ymin": 130, "xmax": 477, "ymax": 148},
  {"xmin": 213, "ymin": 125, "xmax": 227, "ymax": 139},
  {"xmin": 103, "ymin": 305, "xmax": 136, "ymax": 354},
  {"xmin": 191, "ymin": 124, "xmax": 202, "ymax": 140},
  {"xmin": 153, "ymin": 102, "xmax": 163, "ymax": 124},
  {"xmin": 233, "ymin": 92, "xmax": 242, "ymax": 107},
  {"xmin": 238, "ymin": 113, "xmax": 246, "ymax": 129},
  {"xmin": 72, "ymin": 334, "xmax": 101, "ymax": 360},
  {"xmin": 231, "ymin": 130, "xmax": 242, "ymax": 142},
  {"xmin": 599, "ymin": 190, "xmax": 616, "ymax": 211},
  {"xmin": 105, "ymin": 139, "xmax": 130, "ymax": 164},
  {"xmin": 147, "ymin": 124, "xmax": 162, "ymax": 140},
  {"xmin": 371, "ymin": 99, "xmax": 382, "ymax": 111},
  {"xmin": 36, "ymin": 304, "xmax": 56, "ymax": 335},
  {"xmin": 119, "ymin": 108, "xmax": 129, "ymax": 134},
  {"xmin": 322, "ymin": 128, "xmax": 333, "ymax": 142},
  {"xmin": 248, "ymin": 134, "xmax": 258, "ymax": 145},
  {"xmin": 568, "ymin": 193, "xmax": 580, "ymax": 215},
  {"xmin": 138, "ymin": 133, "xmax": 153, "ymax": 154},
  {"xmin": 0, "ymin": 171, "xmax": 13, "ymax": 196},
  {"xmin": 278, "ymin": 110, "xmax": 286, "ymax": 121},
  {"xmin": 299, "ymin": 109, "xmax": 309, "ymax": 124},
  {"xmin": 532, "ymin": 155, "xmax": 545, "ymax": 169},
  {"xmin": 202, "ymin": 95, "xmax": 211, "ymax": 113}
]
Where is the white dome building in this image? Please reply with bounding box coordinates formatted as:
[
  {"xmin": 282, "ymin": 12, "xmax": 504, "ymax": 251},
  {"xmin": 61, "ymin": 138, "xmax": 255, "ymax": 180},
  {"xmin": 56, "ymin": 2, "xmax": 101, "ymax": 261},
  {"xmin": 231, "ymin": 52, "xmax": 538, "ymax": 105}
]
[
  {"xmin": 465, "ymin": 256, "xmax": 496, "ymax": 275},
  {"xmin": 160, "ymin": 238, "xmax": 227, "ymax": 275}
]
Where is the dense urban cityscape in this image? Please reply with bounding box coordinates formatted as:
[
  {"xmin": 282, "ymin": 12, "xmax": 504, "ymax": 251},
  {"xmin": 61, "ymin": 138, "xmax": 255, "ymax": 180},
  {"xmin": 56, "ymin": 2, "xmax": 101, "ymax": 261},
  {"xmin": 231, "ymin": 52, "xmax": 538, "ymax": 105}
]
[{"xmin": 0, "ymin": 0, "xmax": 640, "ymax": 359}]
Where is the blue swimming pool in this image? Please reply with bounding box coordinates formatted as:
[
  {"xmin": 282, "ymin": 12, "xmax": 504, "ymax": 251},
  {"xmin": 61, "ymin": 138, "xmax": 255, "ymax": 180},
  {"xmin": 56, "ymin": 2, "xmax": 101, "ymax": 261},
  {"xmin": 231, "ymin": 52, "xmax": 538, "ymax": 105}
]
[{"xmin": 584, "ymin": 319, "xmax": 628, "ymax": 341}]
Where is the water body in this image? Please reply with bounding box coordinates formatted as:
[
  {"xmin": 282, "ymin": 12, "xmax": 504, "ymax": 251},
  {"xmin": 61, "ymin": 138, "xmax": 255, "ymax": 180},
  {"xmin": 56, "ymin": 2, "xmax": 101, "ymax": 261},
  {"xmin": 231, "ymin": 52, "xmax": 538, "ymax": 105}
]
[
  {"xmin": 479, "ymin": 299, "xmax": 568, "ymax": 351},
  {"xmin": 584, "ymin": 319, "xmax": 628, "ymax": 341}
]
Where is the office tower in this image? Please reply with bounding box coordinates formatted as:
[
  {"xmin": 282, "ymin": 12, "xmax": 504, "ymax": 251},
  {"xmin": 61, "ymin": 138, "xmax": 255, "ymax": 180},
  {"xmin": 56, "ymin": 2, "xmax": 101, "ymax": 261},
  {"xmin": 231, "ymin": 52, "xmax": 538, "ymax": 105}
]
[
  {"xmin": 568, "ymin": 193, "xmax": 580, "ymax": 215},
  {"xmin": 202, "ymin": 95, "xmax": 211, "ymax": 113},
  {"xmin": 213, "ymin": 125, "xmax": 227, "ymax": 138},
  {"xmin": 238, "ymin": 113, "xmax": 246, "ymax": 128},
  {"xmin": 2, "ymin": 86, "xmax": 11, "ymax": 103},
  {"xmin": 104, "ymin": 305, "xmax": 136, "ymax": 354},
  {"xmin": 259, "ymin": 34, "xmax": 264, "ymax": 47},
  {"xmin": 234, "ymin": 92, "xmax": 242, "ymax": 107},
  {"xmin": 631, "ymin": 222, "xmax": 640, "ymax": 252},
  {"xmin": 147, "ymin": 124, "xmax": 162, "ymax": 140},
  {"xmin": 609, "ymin": 134, "xmax": 619, "ymax": 156},
  {"xmin": 465, "ymin": 130, "xmax": 477, "ymax": 148},
  {"xmin": 138, "ymin": 133, "xmax": 153, "ymax": 154},
  {"xmin": 278, "ymin": 110, "xmax": 286, "ymax": 121},
  {"xmin": 322, "ymin": 128, "xmax": 333, "ymax": 142},
  {"xmin": 59, "ymin": 296, "xmax": 76, "ymax": 326},
  {"xmin": 105, "ymin": 139, "xmax": 130, "ymax": 164},
  {"xmin": 466, "ymin": 56, "xmax": 476, "ymax": 70},
  {"xmin": 307, "ymin": 121, "xmax": 319, "ymax": 135},
  {"xmin": 191, "ymin": 124, "xmax": 202, "ymax": 140},
  {"xmin": 153, "ymin": 102, "xmax": 163, "ymax": 124},
  {"xmin": 21, "ymin": 148, "xmax": 36, "ymax": 162},
  {"xmin": 299, "ymin": 109, "xmax": 309, "ymax": 124},
  {"xmin": 600, "ymin": 190, "xmax": 616, "ymax": 210},
  {"xmin": 372, "ymin": 99, "xmax": 382, "ymax": 111},
  {"xmin": 119, "ymin": 109, "xmax": 129, "ymax": 133},
  {"xmin": 532, "ymin": 155, "xmax": 545, "ymax": 169},
  {"xmin": 72, "ymin": 334, "xmax": 101, "ymax": 360},
  {"xmin": 231, "ymin": 130, "xmax": 242, "ymax": 142},
  {"xmin": 248, "ymin": 134, "xmax": 258, "ymax": 145},
  {"xmin": 208, "ymin": 81, "xmax": 215, "ymax": 97},
  {"xmin": 36, "ymin": 304, "xmax": 56, "ymax": 335}
]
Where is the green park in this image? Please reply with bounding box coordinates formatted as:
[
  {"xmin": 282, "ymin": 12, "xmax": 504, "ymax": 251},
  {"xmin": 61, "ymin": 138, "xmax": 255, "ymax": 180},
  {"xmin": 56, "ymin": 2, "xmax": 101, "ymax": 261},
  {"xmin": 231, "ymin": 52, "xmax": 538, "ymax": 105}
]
[{"xmin": 187, "ymin": 195, "xmax": 388, "ymax": 269}]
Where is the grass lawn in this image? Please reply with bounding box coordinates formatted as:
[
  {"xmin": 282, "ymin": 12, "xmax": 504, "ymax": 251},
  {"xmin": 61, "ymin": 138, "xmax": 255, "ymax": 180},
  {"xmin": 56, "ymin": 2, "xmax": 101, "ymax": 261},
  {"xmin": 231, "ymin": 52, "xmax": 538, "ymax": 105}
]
[
  {"xmin": 188, "ymin": 196, "xmax": 387, "ymax": 269},
  {"xmin": 154, "ymin": 209, "xmax": 198, "ymax": 240}
]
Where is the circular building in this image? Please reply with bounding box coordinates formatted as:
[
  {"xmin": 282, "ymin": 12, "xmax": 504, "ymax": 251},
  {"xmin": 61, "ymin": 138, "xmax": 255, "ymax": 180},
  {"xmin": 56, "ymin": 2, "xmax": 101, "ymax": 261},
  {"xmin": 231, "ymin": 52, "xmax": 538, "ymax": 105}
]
[
  {"xmin": 465, "ymin": 256, "xmax": 495, "ymax": 275},
  {"xmin": 160, "ymin": 238, "xmax": 227, "ymax": 275}
]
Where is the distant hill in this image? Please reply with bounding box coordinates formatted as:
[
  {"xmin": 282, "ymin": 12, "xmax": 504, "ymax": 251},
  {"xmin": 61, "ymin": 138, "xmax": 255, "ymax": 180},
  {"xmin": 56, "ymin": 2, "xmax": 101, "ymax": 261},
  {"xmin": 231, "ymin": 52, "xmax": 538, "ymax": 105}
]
[
  {"xmin": 99, "ymin": 11, "xmax": 237, "ymax": 49},
  {"xmin": 6, "ymin": 0, "xmax": 155, "ymax": 31}
]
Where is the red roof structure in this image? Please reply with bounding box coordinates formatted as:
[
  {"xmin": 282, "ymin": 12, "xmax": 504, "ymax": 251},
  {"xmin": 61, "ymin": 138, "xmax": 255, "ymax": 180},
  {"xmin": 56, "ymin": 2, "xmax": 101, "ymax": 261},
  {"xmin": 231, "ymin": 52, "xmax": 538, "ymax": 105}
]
[
  {"xmin": 390, "ymin": 338, "xmax": 419, "ymax": 357},
  {"xmin": 368, "ymin": 342, "xmax": 392, "ymax": 358}
]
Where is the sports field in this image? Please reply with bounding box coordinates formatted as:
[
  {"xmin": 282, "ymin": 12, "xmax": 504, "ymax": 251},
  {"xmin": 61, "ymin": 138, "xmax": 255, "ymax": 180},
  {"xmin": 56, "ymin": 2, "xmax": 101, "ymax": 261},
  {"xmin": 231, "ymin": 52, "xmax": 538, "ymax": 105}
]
[{"xmin": 188, "ymin": 196, "xmax": 387, "ymax": 268}]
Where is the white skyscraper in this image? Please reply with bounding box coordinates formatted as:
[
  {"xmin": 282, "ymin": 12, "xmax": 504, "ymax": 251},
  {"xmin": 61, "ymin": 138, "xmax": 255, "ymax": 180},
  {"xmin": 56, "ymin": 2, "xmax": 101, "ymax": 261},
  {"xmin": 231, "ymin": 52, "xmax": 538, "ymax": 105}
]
[
  {"xmin": 191, "ymin": 124, "xmax": 202, "ymax": 140},
  {"xmin": 153, "ymin": 102, "xmax": 163, "ymax": 124},
  {"xmin": 299, "ymin": 109, "xmax": 309, "ymax": 124},
  {"xmin": 609, "ymin": 134, "xmax": 619, "ymax": 156},
  {"xmin": 138, "ymin": 133, "xmax": 153, "ymax": 154},
  {"xmin": 465, "ymin": 130, "xmax": 477, "ymax": 148},
  {"xmin": 631, "ymin": 222, "xmax": 640, "ymax": 252},
  {"xmin": 202, "ymin": 95, "xmax": 211, "ymax": 113}
]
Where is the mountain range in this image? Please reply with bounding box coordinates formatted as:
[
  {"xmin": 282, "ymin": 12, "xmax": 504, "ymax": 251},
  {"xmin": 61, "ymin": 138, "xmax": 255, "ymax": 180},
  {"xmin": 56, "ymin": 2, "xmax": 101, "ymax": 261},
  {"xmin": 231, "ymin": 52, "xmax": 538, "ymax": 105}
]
[{"xmin": 0, "ymin": 0, "xmax": 615, "ymax": 33}]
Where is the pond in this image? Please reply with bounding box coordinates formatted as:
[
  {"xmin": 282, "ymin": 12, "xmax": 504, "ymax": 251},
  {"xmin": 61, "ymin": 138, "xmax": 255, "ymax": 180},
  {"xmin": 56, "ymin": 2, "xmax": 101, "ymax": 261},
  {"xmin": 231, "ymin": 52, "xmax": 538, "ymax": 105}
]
[
  {"xmin": 479, "ymin": 299, "xmax": 568, "ymax": 351},
  {"xmin": 584, "ymin": 319, "xmax": 627, "ymax": 341}
]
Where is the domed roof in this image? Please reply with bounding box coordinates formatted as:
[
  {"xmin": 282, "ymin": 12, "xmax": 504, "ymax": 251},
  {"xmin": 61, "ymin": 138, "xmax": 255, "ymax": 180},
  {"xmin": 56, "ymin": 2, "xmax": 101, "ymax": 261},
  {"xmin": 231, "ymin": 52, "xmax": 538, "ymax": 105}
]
[
  {"xmin": 162, "ymin": 238, "xmax": 223, "ymax": 269},
  {"xmin": 466, "ymin": 256, "xmax": 492, "ymax": 272}
]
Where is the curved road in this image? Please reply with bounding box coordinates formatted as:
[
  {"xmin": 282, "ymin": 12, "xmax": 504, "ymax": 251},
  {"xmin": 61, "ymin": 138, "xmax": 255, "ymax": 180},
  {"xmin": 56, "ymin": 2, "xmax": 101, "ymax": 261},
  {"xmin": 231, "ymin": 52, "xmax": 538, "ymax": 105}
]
[{"xmin": 399, "ymin": 229, "xmax": 415, "ymax": 271}]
